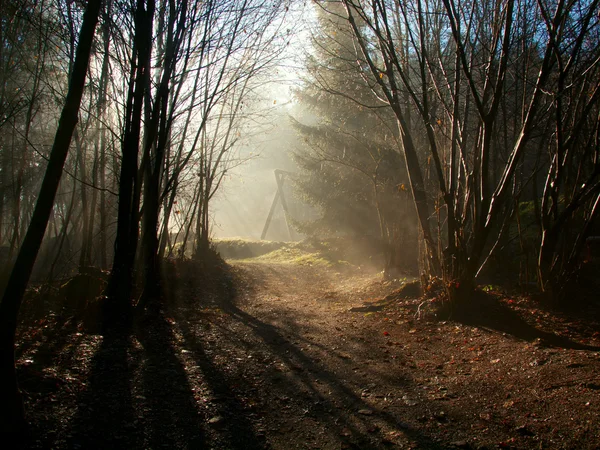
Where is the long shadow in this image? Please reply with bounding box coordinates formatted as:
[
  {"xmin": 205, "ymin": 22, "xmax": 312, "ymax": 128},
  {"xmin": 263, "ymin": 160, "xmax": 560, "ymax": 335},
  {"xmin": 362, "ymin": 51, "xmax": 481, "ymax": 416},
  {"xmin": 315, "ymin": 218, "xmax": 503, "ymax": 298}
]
[
  {"xmin": 174, "ymin": 311, "xmax": 272, "ymax": 449},
  {"xmin": 176, "ymin": 264, "xmax": 445, "ymax": 449},
  {"xmin": 66, "ymin": 312, "xmax": 208, "ymax": 449},
  {"xmin": 17, "ymin": 318, "xmax": 85, "ymax": 448},
  {"xmin": 134, "ymin": 311, "xmax": 207, "ymax": 448},
  {"xmin": 16, "ymin": 314, "xmax": 80, "ymax": 366},
  {"xmin": 15, "ymin": 309, "xmax": 78, "ymax": 361},
  {"xmin": 166, "ymin": 261, "xmax": 264, "ymax": 450},
  {"xmin": 452, "ymin": 291, "xmax": 600, "ymax": 351},
  {"xmin": 67, "ymin": 332, "xmax": 139, "ymax": 448}
]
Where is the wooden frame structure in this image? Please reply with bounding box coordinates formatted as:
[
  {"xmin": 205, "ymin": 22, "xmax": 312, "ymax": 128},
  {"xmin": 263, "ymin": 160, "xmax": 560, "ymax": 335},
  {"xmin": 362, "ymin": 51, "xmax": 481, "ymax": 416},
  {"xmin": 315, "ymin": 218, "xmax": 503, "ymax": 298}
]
[{"xmin": 261, "ymin": 169, "xmax": 295, "ymax": 240}]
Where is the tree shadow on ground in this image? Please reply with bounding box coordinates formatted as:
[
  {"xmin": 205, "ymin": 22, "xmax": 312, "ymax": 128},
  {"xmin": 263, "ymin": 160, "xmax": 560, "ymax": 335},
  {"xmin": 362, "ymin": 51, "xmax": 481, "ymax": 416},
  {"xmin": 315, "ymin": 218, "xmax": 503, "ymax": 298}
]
[
  {"xmin": 16, "ymin": 314, "xmax": 80, "ymax": 362},
  {"xmin": 66, "ymin": 311, "xmax": 208, "ymax": 449},
  {"xmin": 16, "ymin": 318, "xmax": 84, "ymax": 448},
  {"xmin": 166, "ymin": 261, "xmax": 278, "ymax": 449},
  {"xmin": 174, "ymin": 318, "xmax": 270, "ymax": 450},
  {"xmin": 134, "ymin": 311, "xmax": 207, "ymax": 448},
  {"xmin": 450, "ymin": 291, "xmax": 600, "ymax": 351},
  {"xmin": 67, "ymin": 331, "xmax": 139, "ymax": 448},
  {"xmin": 173, "ymin": 264, "xmax": 446, "ymax": 449}
]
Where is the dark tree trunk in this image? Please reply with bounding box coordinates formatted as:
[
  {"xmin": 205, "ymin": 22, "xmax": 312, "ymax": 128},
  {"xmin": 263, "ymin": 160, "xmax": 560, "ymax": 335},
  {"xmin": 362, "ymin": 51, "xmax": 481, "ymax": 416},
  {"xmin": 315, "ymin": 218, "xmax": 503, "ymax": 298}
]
[
  {"xmin": 106, "ymin": 0, "xmax": 155, "ymax": 325},
  {"xmin": 0, "ymin": 0, "xmax": 102, "ymax": 433},
  {"xmin": 140, "ymin": 0, "xmax": 188, "ymax": 303}
]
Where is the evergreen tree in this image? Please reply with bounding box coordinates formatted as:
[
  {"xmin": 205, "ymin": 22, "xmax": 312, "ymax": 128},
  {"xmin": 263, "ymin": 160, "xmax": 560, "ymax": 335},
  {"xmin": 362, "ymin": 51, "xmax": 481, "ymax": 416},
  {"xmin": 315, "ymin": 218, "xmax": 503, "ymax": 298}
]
[{"xmin": 291, "ymin": 4, "xmax": 417, "ymax": 274}]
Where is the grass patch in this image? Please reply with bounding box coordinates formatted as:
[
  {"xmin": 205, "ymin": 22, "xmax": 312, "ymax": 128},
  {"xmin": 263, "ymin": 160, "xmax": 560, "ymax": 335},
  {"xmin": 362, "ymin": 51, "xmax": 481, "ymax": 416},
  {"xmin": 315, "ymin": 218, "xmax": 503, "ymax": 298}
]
[
  {"xmin": 213, "ymin": 238, "xmax": 288, "ymax": 259},
  {"xmin": 169, "ymin": 236, "xmax": 386, "ymax": 271},
  {"xmin": 218, "ymin": 239, "xmax": 353, "ymax": 267},
  {"xmin": 246, "ymin": 245, "xmax": 347, "ymax": 267}
]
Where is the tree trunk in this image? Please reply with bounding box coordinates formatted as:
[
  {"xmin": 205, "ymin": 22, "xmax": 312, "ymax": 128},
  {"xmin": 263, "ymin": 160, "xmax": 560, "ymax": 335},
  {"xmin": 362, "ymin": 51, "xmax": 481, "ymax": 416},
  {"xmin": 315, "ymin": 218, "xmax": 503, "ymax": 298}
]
[
  {"xmin": 86, "ymin": 140, "xmax": 100, "ymax": 267},
  {"xmin": 74, "ymin": 129, "xmax": 91, "ymax": 269},
  {"xmin": 106, "ymin": 0, "xmax": 154, "ymax": 323},
  {"xmin": 98, "ymin": 0, "xmax": 112, "ymax": 269},
  {"xmin": 0, "ymin": 0, "xmax": 101, "ymax": 433},
  {"xmin": 395, "ymin": 114, "xmax": 441, "ymax": 276},
  {"xmin": 47, "ymin": 159, "xmax": 80, "ymax": 283}
]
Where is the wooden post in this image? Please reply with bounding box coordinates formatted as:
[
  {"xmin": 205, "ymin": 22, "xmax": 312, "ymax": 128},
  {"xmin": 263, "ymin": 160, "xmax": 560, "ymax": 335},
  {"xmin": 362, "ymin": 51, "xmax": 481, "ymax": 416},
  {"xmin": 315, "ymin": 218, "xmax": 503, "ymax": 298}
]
[
  {"xmin": 275, "ymin": 170, "xmax": 293, "ymax": 240},
  {"xmin": 261, "ymin": 186, "xmax": 282, "ymax": 240},
  {"xmin": 261, "ymin": 170, "xmax": 295, "ymax": 240}
]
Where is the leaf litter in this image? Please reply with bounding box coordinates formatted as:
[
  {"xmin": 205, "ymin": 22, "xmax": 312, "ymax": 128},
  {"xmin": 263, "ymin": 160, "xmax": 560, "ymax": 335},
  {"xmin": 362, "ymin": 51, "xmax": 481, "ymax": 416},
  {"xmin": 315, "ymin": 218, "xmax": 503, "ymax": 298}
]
[{"xmin": 14, "ymin": 258, "xmax": 600, "ymax": 449}]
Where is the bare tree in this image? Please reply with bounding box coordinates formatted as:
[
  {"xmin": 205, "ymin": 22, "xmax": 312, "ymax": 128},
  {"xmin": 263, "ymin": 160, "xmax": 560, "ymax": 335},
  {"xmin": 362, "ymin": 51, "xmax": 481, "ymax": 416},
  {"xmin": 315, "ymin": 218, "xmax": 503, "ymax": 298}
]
[
  {"xmin": 336, "ymin": 0, "xmax": 600, "ymax": 303},
  {"xmin": 535, "ymin": 0, "xmax": 600, "ymax": 299},
  {"xmin": 0, "ymin": 0, "xmax": 102, "ymax": 432},
  {"xmin": 105, "ymin": 0, "xmax": 155, "ymax": 321},
  {"xmin": 101, "ymin": 0, "xmax": 288, "ymax": 312}
]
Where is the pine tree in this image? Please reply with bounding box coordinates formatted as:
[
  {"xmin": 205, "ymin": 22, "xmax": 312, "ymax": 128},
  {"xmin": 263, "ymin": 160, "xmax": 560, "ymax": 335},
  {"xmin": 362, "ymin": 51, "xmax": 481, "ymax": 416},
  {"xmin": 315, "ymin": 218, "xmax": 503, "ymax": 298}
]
[{"xmin": 291, "ymin": 3, "xmax": 417, "ymax": 274}]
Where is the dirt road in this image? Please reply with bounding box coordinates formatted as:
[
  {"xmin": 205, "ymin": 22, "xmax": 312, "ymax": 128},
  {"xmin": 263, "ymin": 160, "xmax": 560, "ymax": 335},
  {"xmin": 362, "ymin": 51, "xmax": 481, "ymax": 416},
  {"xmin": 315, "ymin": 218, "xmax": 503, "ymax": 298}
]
[{"xmin": 21, "ymin": 259, "xmax": 600, "ymax": 449}]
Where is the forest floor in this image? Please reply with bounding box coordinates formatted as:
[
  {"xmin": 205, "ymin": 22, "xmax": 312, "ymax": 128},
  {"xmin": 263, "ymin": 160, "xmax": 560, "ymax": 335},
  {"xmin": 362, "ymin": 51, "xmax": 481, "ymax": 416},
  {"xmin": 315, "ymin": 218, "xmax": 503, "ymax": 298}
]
[{"xmin": 14, "ymin": 240, "xmax": 600, "ymax": 449}]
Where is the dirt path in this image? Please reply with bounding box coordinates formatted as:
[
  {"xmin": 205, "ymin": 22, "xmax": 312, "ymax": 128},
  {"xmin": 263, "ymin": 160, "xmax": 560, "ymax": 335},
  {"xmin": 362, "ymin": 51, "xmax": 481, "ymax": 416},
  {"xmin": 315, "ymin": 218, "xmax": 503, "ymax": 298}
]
[
  {"xmin": 19, "ymin": 259, "xmax": 600, "ymax": 449},
  {"xmin": 174, "ymin": 261, "xmax": 413, "ymax": 449}
]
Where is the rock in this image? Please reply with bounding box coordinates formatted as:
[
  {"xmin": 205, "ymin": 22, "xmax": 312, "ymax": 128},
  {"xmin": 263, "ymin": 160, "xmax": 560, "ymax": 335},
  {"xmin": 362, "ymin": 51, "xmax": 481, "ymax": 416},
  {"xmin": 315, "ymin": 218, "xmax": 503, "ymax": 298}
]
[
  {"xmin": 357, "ymin": 409, "xmax": 373, "ymax": 415},
  {"xmin": 208, "ymin": 416, "xmax": 225, "ymax": 426},
  {"xmin": 402, "ymin": 395, "xmax": 418, "ymax": 406}
]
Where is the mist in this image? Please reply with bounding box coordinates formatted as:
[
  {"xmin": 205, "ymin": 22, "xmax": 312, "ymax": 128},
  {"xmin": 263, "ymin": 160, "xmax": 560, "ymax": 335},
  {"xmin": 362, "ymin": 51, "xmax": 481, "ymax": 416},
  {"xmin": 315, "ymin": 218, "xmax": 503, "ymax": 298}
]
[
  {"xmin": 210, "ymin": 106, "xmax": 305, "ymax": 241},
  {"xmin": 2, "ymin": 0, "xmax": 600, "ymax": 445}
]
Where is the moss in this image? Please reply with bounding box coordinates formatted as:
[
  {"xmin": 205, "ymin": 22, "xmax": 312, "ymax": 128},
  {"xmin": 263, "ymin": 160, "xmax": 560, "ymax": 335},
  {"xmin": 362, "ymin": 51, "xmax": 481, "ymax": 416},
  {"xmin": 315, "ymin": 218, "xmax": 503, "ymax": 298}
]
[
  {"xmin": 208, "ymin": 236, "xmax": 389, "ymax": 271},
  {"xmin": 213, "ymin": 238, "xmax": 288, "ymax": 259},
  {"xmin": 236, "ymin": 244, "xmax": 348, "ymax": 267}
]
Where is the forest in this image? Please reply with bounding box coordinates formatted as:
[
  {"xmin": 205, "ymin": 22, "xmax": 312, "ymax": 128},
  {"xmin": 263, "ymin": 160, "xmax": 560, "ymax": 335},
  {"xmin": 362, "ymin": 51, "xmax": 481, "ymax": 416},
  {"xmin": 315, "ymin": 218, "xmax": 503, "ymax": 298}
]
[{"xmin": 1, "ymin": 0, "xmax": 600, "ymax": 448}]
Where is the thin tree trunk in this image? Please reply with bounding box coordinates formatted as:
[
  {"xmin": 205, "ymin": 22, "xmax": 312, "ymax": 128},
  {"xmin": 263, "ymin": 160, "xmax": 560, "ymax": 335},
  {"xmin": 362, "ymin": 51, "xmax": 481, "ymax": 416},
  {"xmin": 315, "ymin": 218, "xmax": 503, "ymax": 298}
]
[
  {"xmin": 98, "ymin": 0, "xmax": 112, "ymax": 269},
  {"xmin": 86, "ymin": 140, "xmax": 100, "ymax": 267},
  {"xmin": 47, "ymin": 161, "xmax": 80, "ymax": 284},
  {"xmin": 74, "ymin": 130, "xmax": 91, "ymax": 269}
]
